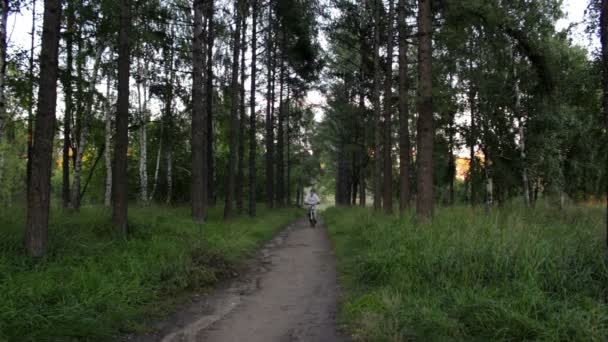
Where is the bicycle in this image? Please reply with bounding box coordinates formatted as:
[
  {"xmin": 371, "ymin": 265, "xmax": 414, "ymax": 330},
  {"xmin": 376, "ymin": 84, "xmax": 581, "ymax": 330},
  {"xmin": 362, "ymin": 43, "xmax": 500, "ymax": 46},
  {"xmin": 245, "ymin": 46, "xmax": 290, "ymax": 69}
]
[{"xmin": 306, "ymin": 202, "xmax": 319, "ymax": 227}]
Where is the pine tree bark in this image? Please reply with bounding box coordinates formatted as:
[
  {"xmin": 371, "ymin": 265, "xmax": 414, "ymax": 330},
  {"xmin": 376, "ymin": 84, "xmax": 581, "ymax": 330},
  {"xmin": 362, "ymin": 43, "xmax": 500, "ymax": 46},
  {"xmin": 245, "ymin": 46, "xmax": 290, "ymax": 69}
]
[
  {"xmin": 398, "ymin": 0, "xmax": 410, "ymax": 213},
  {"xmin": 206, "ymin": 0, "xmax": 216, "ymax": 206},
  {"xmin": 276, "ymin": 27, "xmax": 286, "ymax": 207},
  {"xmin": 25, "ymin": 0, "xmax": 62, "ymax": 257},
  {"xmin": 236, "ymin": 13, "xmax": 248, "ymax": 214},
  {"xmin": 372, "ymin": 0, "xmax": 382, "ymax": 211},
  {"xmin": 113, "ymin": 0, "xmax": 131, "ymax": 234},
  {"xmin": 249, "ymin": 0, "xmax": 258, "ymax": 216},
  {"xmin": 224, "ymin": 0, "xmax": 243, "ymax": 219},
  {"xmin": 382, "ymin": 0, "xmax": 395, "ymax": 214},
  {"xmin": 62, "ymin": 1, "xmax": 74, "ymax": 208},
  {"xmin": 0, "ymin": 0, "xmax": 8, "ymax": 184},
  {"xmin": 104, "ymin": 75, "xmax": 112, "ymax": 207},
  {"xmin": 286, "ymin": 83, "xmax": 292, "ymax": 206},
  {"xmin": 163, "ymin": 23, "xmax": 177, "ymax": 205},
  {"xmin": 600, "ymin": 0, "xmax": 608, "ymax": 247},
  {"xmin": 192, "ymin": 0, "xmax": 207, "ymax": 222},
  {"xmin": 448, "ymin": 112, "xmax": 456, "ymax": 205},
  {"xmin": 265, "ymin": 3, "xmax": 275, "ymax": 208},
  {"xmin": 415, "ymin": 0, "xmax": 434, "ymax": 220}
]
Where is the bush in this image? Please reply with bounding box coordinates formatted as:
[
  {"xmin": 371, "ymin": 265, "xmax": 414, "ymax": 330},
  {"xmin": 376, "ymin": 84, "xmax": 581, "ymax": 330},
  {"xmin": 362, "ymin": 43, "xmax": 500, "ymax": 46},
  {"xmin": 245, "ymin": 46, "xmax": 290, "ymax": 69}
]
[{"xmin": 325, "ymin": 204, "xmax": 608, "ymax": 341}]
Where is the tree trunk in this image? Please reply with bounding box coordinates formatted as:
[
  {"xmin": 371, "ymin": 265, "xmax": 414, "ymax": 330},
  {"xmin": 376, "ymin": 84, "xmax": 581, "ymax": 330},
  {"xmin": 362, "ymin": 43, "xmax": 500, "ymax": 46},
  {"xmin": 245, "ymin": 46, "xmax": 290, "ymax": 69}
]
[
  {"xmin": 237, "ymin": 12, "xmax": 248, "ymax": 214},
  {"xmin": 276, "ymin": 27, "xmax": 286, "ymax": 207},
  {"xmin": 137, "ymin": 53, "xmax": 150, "ymax": 205},
  {"xmin": 372, "ymin": 0, "xmax": 382, "ymax": 211},
  {"xmin": 71, "ymin": 46, "xmax": 104, "ymax": 210},
  {"xmin": 150, "ymin": 120, "xmax": 162, "ymax": 201},
  {"xmin": 113, "ymin": 0, "xmax": 131, "ymax": 234},
  {"xmin": 206, "ymin": 0, "xmax": 215, "ymax": 206},
  {"xmin": 249, "ymin": 0, "xmax": 258, "ymax": 216},
  {"xmin": 468, "ymin": 84, "xmax": 477, "ymax": 205},
  {"xmin": 448, "ymin": 113, "xmax": 455, "ymax": 205},
  {"xmin": 382, "ymin": 0, "xmax": 395, "ymax": 215},
  {"xmin": 265, "ymin": 3, "xmax": 275, "ymax": 208},
  {"xmin": 415, "ymin": 0, "xmax": 434, "ymax": 221},
  {"xmin": 398, "ymin": 0, "xmax": 410, "ymax": 213},
  {"xmin": 224, "ymin": 0, "xmax": 243, "ymax": 219},
  {"xmin": 601, "ymin": 0, "xmax": 608, "ymax": 247},
  {"xmin": 0, "ymin": 0, "xmax": 8, "ymax": 184},
  {"xmin": 26, "ymin": 0, "xmax": 36, "ymax": 194},
  {"xmin": 518, "ymin": 118, "xmax": 530, "ymax": 207},
  {"xmin": 192, "ymin": 0, "xmax": 207, "ymax": 222},
  {"xmin": 74, "ymin": 28, "xmax": 84, "ymax": 171},
  {"xmin": 286, "ymin": 83, "xmax": 292, "ymax": 206},
  {"xmin": 61, "ymin": 0, "xmax": 73, "ymax": 208},
  {"xmin": 104, "ymin": 75, "xmax": 112, "ymax": 207},
  {"xmin": 25, "ymin": 0, "xmax": 62, "ymax": 257}
]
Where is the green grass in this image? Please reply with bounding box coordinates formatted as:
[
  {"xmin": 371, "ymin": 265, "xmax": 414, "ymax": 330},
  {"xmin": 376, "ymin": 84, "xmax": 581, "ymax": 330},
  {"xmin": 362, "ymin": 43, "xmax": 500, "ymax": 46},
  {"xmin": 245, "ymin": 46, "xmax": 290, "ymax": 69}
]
[
  {"xmin": 324, "ymin": 204, "xmax": 608, "ymax": 341},
  {"xmin": 0, "ymin": 205, "xmax": 301, "ymax": 342}
]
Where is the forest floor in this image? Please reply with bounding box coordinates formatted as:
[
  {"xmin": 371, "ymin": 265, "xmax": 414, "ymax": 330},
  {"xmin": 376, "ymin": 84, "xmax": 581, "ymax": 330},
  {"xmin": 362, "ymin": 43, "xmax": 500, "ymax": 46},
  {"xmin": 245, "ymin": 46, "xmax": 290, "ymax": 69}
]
[{"xmin": 128, "ymin": 217, "xmax": 347, "ymax": 342}]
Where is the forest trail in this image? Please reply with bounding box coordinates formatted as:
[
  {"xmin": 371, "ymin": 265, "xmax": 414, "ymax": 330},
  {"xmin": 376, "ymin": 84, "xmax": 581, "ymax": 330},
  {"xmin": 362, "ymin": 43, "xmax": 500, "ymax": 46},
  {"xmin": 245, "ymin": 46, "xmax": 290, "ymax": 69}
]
[{"xmin": 133, "ymin": 217, "xmax": 346, "ymax": 342}]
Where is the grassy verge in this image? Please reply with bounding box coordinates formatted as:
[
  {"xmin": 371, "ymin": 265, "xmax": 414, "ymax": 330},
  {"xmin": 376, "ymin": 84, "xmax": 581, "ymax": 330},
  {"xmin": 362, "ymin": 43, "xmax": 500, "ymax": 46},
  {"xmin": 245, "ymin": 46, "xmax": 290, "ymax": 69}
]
[
  {"xmin": 0, "ymin": 205, "xmax": 301, "ymax": 342},
  {"xmin": 324, "ymin": 204, "xmax": 608, "ymax": 341}
]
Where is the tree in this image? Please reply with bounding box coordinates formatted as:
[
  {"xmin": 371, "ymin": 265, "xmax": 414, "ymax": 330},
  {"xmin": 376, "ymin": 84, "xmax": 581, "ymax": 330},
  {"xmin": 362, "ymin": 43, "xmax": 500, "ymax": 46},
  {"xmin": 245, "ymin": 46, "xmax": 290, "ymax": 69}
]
[
  {"xmin": 113, "ymin": 0, "xmax": 131, "ymax": 234},
  {"xmin": 104, "ymin": 72, "xmax": 113, "ymax": 208},
  {"xmin": 601, "ymin": 0, "xmax": 608, "ymax": 246},
  {"xmin": 276, "ymin": 27, "xmax": 286, "ymax": 207},
  {"xmin": 416, "ymin": 0, "xmax": 434, "ymax": 220},
  {"xmin": 0, "ymin": 0, "xmax": 9, "ymax": 184},
  {"xmin": 206, "ymin": 0, "xmax": 215, "ymax": 206},
  {"xmin": 236, "ymin": 8, "xmax": 248, "ymax": 213},
  {"xmin": 225, "ymin": 0, "xmax": 244, "ymax": 219},
  {"xmin": 192, "ymin": 0, "xmax": 207, "ymax": 222},
  {"xmin": 383, "ymin": 0, "xmax": 395, "ymax": 214},
  {"xmin": 27, "ymin": 0, "xmax": 36, "ymax": 194},
  {"xmin": 249, "ymin": 0, "xmax": 258, "ymax": 216},
  {"xmin": 372, "ymin": 0, "xmax": 382, "ymax": 211},
  {"xmin": 71, "ymin": 46, "xmax": 105, "ymax": 210},
  {"xmin": 265, "ymin": 2, "xmax": 275, "ymax": 208},
  {"xmin": 398, "ymin": 0, "xmax": 411, "ymax": 213},
  {"xmin": 62, "ymin": 0, "xmax": 74, "ymax": 208},
  {"xmin": 25, "ymin": 0, "xmax": 62, "ymax": 257}
]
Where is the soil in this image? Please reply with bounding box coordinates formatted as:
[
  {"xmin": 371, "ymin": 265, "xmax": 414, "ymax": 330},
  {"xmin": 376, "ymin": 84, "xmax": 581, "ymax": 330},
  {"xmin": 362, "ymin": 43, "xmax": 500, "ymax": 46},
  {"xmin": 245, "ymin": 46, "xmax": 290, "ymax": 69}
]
[{"xmin": 128, "ymin": 217, "xmax": 347, "ymax": 342}]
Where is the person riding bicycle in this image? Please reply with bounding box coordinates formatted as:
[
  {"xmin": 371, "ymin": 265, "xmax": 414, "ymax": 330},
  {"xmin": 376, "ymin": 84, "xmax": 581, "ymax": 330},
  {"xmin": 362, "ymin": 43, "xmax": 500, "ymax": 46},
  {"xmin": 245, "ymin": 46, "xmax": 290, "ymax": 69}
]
[{"xmin": 304, "ymin": 188, "xmax": 321, "ymax": 225}]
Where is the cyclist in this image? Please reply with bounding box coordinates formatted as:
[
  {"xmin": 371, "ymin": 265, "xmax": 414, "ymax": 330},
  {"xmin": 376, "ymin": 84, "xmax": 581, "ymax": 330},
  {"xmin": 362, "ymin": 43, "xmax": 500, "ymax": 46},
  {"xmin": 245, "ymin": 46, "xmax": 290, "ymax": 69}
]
[{"xmin": 304, "ymin": 188, "xmax": 321, "ymax": 226}]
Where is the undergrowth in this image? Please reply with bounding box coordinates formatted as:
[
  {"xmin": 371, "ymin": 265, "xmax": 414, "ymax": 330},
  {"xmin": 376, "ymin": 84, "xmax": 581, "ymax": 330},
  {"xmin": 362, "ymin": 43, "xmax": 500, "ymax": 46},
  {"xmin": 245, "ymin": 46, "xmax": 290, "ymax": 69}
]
[
  {"xmin": 324, "ymin": 204, "xmax": 608, "ymax": 341},
  {"xmin": 0, "ymin": 205, "xmax": 301, "ymax": 342}
]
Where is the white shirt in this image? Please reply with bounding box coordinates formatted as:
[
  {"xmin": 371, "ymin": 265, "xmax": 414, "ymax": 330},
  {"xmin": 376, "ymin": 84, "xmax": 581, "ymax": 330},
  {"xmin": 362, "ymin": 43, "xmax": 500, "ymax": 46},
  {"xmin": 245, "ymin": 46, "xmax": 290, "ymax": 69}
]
[{"xmin": 305, "ymin": 193, "xmax": 320, "ymax": 207}]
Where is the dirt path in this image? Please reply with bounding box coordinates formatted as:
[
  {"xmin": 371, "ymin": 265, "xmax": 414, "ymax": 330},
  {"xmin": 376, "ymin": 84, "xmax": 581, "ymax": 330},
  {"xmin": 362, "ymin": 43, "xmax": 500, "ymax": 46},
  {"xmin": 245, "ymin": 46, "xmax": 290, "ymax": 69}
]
[{"xmin": 132, "ymin": 218, "xmax": 346, "ymax": 342}]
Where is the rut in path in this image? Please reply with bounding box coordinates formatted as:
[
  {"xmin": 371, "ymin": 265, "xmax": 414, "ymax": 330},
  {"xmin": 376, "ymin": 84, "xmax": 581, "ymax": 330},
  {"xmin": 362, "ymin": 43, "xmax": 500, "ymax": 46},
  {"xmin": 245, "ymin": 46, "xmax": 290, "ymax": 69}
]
[{"xmin": 134, "ymin": 218, "xmax": 347, "ymax": 342}]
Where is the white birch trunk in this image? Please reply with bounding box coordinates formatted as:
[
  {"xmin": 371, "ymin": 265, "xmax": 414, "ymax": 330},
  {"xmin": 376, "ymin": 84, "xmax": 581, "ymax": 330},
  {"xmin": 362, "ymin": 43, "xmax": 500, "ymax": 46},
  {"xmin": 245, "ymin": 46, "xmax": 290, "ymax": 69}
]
[
  {"xmin": 71, "ymin": 46, "xmax": 105, "ymax": 209},
  {"xmin": 150, "ymin": 122, "xmax": 162, "ymax": 201},
  {"xmin": 136, "ymin": 55, "xmax": 149, "ymax": 204}
]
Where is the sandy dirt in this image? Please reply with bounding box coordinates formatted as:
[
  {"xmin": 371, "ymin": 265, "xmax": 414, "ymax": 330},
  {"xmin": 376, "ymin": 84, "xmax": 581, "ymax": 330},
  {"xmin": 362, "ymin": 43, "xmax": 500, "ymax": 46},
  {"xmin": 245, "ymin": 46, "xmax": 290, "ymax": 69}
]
[{"xmin": 130, "ymin": 217, "xmax": 347, "ymax": 342}]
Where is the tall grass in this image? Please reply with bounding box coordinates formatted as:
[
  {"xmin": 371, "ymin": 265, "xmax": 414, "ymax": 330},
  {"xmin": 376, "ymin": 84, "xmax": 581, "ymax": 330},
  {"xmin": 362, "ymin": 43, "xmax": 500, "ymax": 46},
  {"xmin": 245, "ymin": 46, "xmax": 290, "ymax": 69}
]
[
  {"xmin": 324, "ymin": 204, "xmax": 608, "ymax": 341},
  {"xmin": 0, "ymin": 205, "xmax": 301, "ymax": 342}
]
